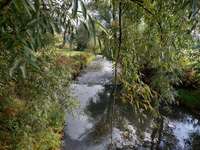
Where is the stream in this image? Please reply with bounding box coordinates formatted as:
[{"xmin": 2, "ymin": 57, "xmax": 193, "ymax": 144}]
[{"xmin": 63, "ymin": 56, "xmax": 200, "ymax": 150}]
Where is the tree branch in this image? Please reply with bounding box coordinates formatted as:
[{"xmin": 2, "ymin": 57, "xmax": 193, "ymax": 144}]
[
  {"xmin": 0, "ymin": 0, "xmax": 12, "ymax": 10},
  {"xmin": 129, "ymin": 0, "xmax": 154, "ymax": 16}
]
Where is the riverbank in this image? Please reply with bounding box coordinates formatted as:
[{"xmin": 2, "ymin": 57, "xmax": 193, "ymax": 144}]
[
  {"xmin": 63, "ymin": 55, "xmax": 200, "ymax": 150},
  {"xmin": 0, "ymin": 45, "xmax": 95, "ymax": 149},
  {"xmin": 177, "ymin": 88, "xmax": 200, "ymax": 115}
]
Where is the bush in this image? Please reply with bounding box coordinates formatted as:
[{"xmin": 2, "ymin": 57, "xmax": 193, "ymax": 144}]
[{"xmin": 0, "ymin": 48, "xmax": 78, "ymax": 150}]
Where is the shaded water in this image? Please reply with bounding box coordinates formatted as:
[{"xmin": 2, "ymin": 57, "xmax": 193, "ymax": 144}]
[{"xmin": 64, "ymin": 56, "xmax": 200, "ymax": 150}]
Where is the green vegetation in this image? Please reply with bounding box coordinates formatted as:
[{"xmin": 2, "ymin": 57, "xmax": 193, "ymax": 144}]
[
  {"xmin": 56, "ymin": 49, "xmax": 95, "ymax": 65},
  {"xmin": 90, "ymin": 0, "xmax": 200, "ymax": 114},
  {"xmin": 0, "ymin": 0, "xmax": 200, "ymax": 149},
  {"xmin": 0, "ymin": 42, "xmax": 94, "ymax": 149},
  {"xmin": 178, "ymin": 89, "xmax": 200, "ymax": 110},
  {"xmin": 0, "ymin": 0, "xmax": 96, "ymax": 149}
]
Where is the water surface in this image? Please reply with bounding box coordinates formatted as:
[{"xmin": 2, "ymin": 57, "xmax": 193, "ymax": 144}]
[{"xmin": 64, "ymin": 56, "xmax": 200, "ymax": 150}]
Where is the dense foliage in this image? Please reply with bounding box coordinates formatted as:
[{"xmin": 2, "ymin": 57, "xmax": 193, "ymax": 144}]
[
  {"xmin": 1, "ymin": 0, "xmax": 200, "ymax": 149},
  {"xmin": 0, "ymin": 38, "xmax": 95, "ymax": 149},
  {"xmin": 0, "ymin": 0, "xmax": 93, "ymax": 149},
  {"xmin": 91, "ymin": 0, "xmax": 200, "ymax": 114}
]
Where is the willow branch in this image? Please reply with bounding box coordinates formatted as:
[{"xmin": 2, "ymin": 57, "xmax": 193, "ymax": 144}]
[{"xmin": 129, "ymin": 0, "xmax": 154, "ymax": 16}]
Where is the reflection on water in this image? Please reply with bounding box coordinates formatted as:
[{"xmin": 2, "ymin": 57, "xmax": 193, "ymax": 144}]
[{"xmin": 64, "ymin": 56, "xmax": 200, "ymax": 150}]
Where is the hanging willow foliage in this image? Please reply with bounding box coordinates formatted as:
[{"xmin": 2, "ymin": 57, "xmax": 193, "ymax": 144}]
[
  {"xmin": 90, "ymin": 0, "xmax": 200, "ymax": 114},
  {"xmin": 0, "ymin": 0, "xmax": 93, "ymax": 79}
]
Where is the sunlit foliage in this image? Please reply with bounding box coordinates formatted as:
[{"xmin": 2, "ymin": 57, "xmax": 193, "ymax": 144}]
[{"xmin": 92, "ymin": 0, "xmax": 200, "ymax": 114}]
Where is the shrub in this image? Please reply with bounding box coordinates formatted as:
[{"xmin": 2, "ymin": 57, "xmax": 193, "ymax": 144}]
[{"xmin": 0, "ymin": 48, "xmax": 78, "ymax": 150}]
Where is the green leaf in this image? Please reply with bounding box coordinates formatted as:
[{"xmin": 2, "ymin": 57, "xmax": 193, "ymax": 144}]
[
  {"xmin": 25, "ymin": 0, "xmax": 36, "ymax": 12},
  {"xmin": 98, "ymin": 37, "xmax": 102, "ymax": 49},
  {"xmin": 19, "ymin": 63, "xmax": 26, "ymax": 79},
  {"xmin": 72, "ymin": 0, "xmax": 78, "ymax": 18},
  {"xmin": 80, "ymin": 0, "xmax": 87, "ymax": 19},
  {"xmin": 88, "ymin": 15, "xmax": 96, "ymax": 45},
  {"xmin": 9, "ymin": 58, "xmax": 22, "ymax": 78},
  {"xmin": 81, "ymin": 21, "xmax": 90, "ymax": 38},
  {"xmin": 13, "ymin": 0, "xmax": 21, "ymax": 12},
  {"xmin": 96, "ymin": 20, "xmax": 110, "ymax": 37},
  {"xmin": 22, "ymin": 0, "xmax": 32, "ymax": 17}
]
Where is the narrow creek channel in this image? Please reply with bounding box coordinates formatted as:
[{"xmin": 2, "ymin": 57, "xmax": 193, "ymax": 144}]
[{"xmin": 63, "ymin": 56, "xmax": 200, "ymax": 150}]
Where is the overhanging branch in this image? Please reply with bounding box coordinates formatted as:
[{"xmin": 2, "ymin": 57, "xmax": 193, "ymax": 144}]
[{"xmin": 129, "ymin": 0, "xmax": 154, "ymax": 16}]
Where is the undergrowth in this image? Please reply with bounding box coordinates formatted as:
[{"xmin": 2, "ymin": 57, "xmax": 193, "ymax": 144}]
[{"xmin": 0, "ymin": 46, "xmax": 94, "ymax": 150}]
